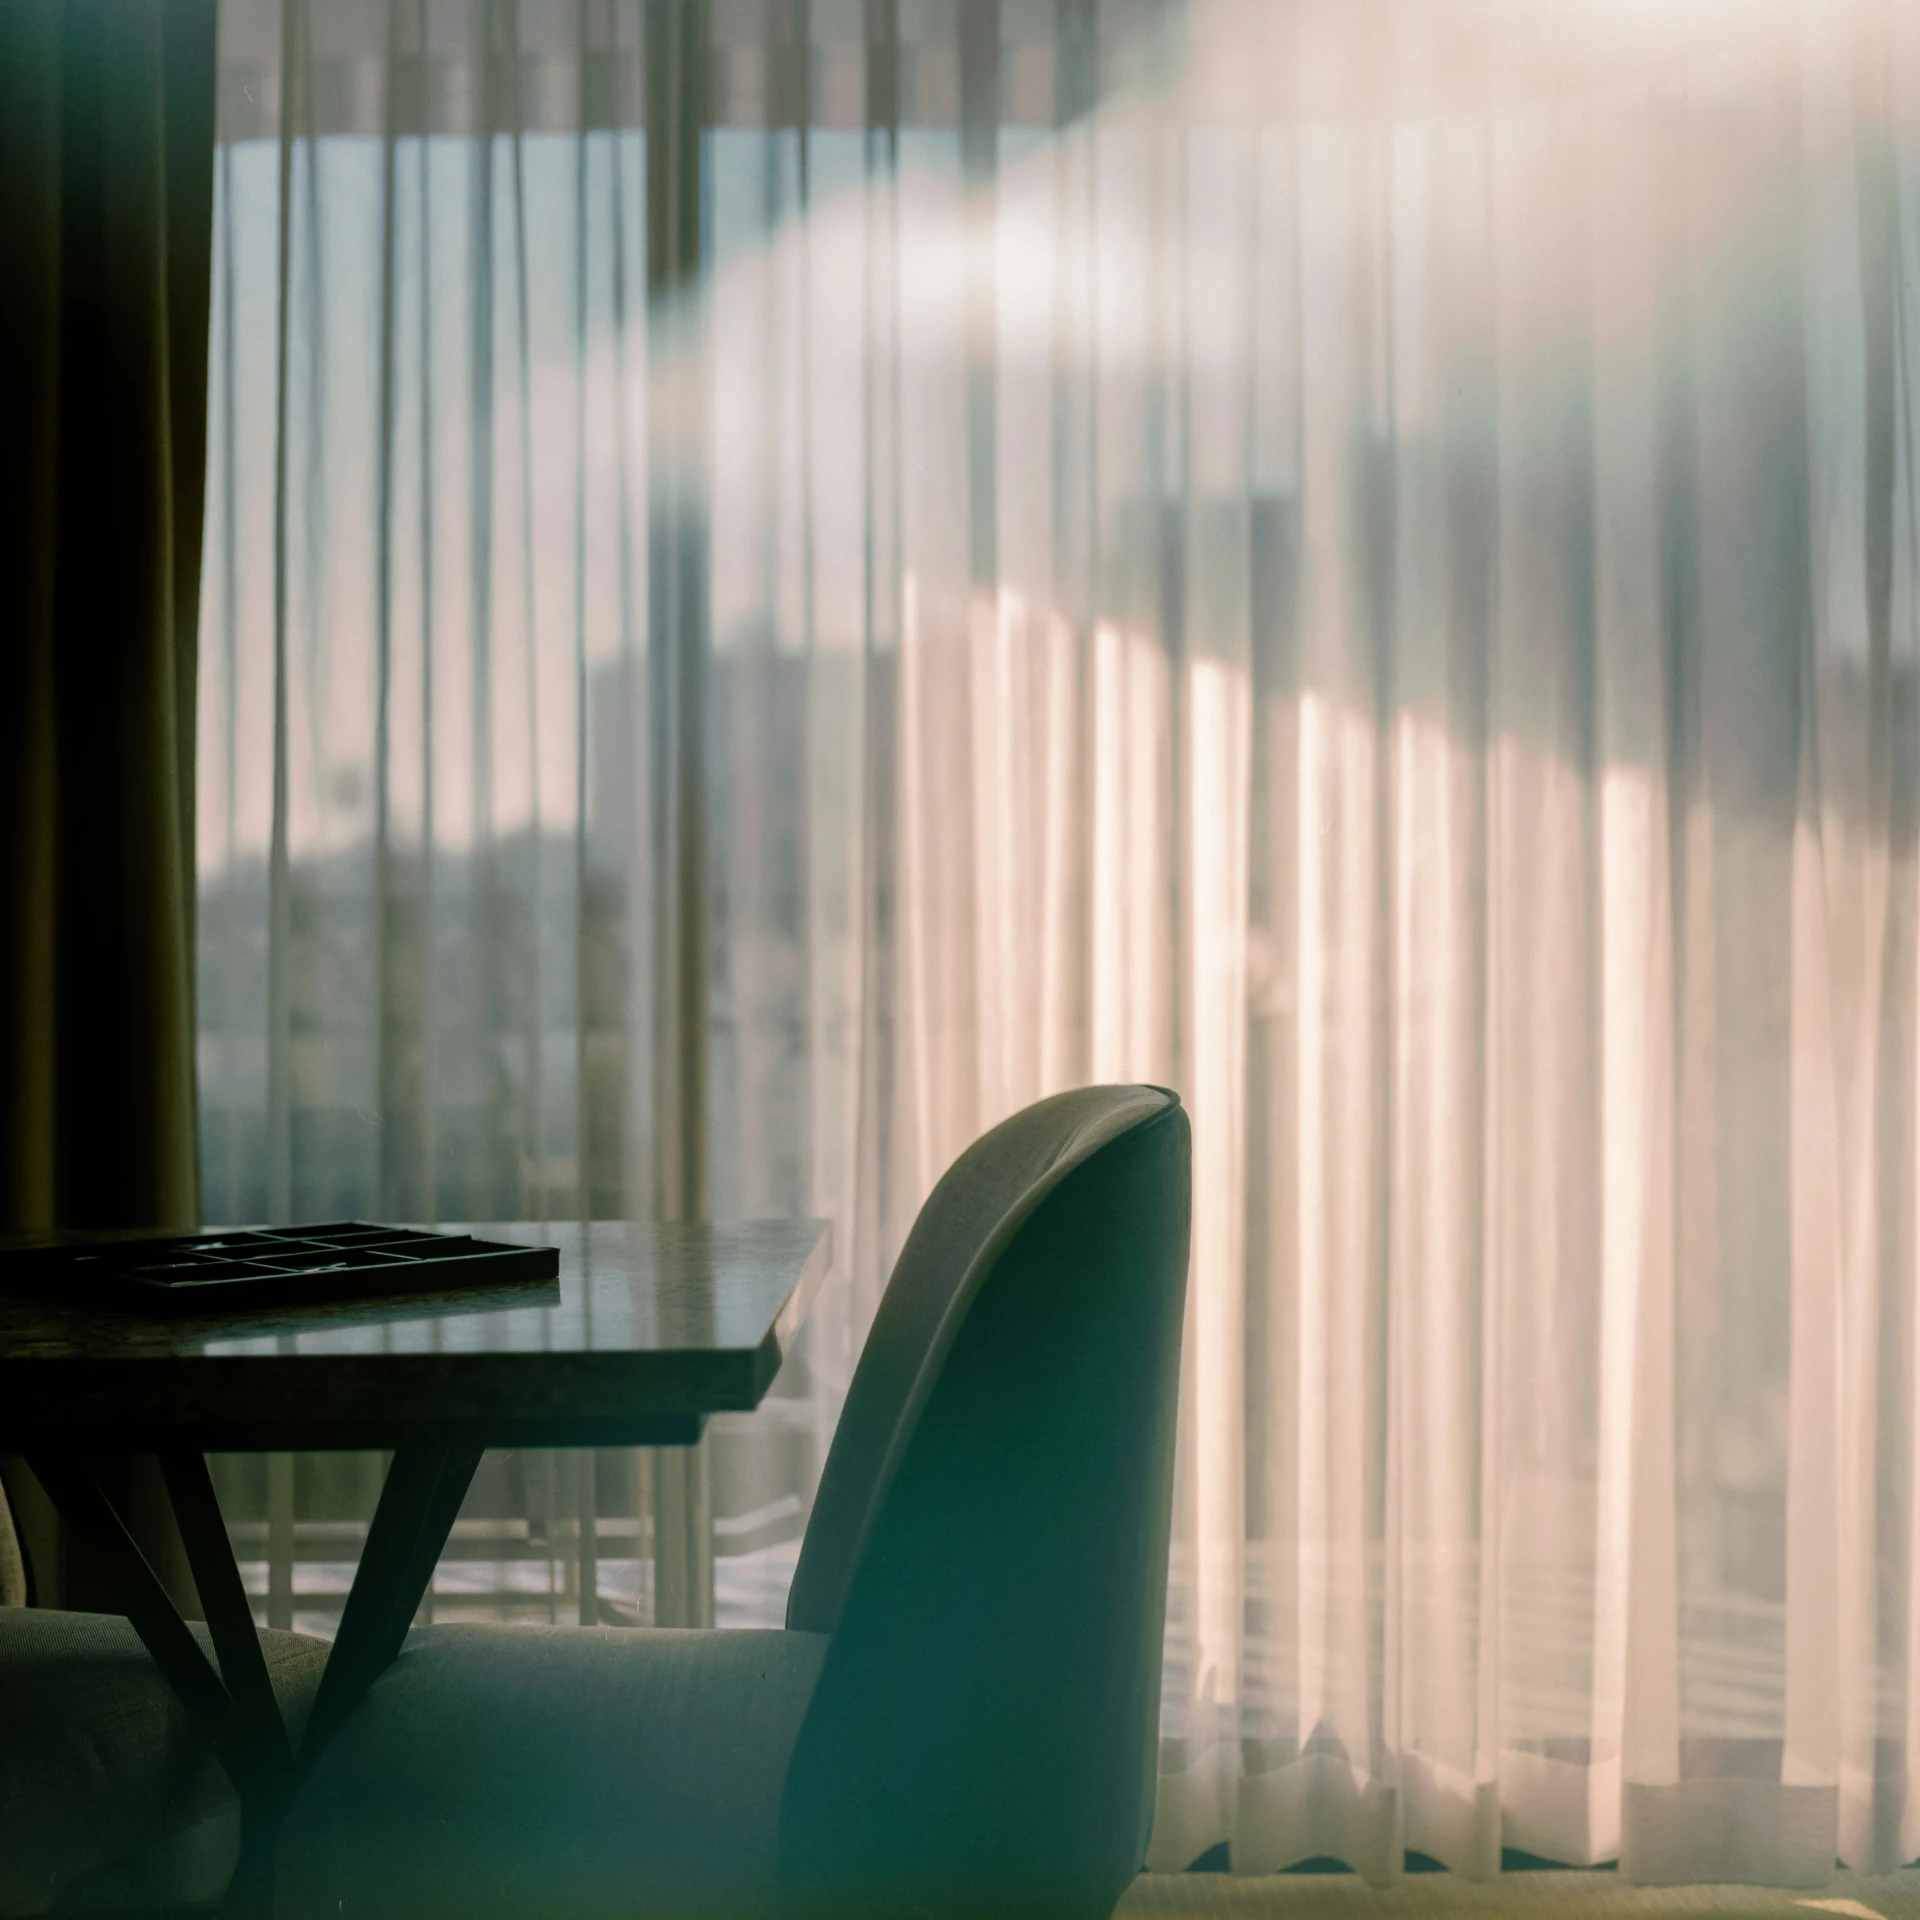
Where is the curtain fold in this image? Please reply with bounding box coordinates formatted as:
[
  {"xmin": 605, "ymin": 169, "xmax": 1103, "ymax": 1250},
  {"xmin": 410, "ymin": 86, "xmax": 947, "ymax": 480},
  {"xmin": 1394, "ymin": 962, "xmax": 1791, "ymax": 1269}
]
[
  {"xmin": 1, "ymin": 0, "xmax": 212, "ymax": 1236},
  {"xmin": 198, "ymin": 0, "xmax": 1920, "ymax": 1886},
  {"xmin": 0, "ymin": 0, "xmax": 217, "ymax": 1612}
]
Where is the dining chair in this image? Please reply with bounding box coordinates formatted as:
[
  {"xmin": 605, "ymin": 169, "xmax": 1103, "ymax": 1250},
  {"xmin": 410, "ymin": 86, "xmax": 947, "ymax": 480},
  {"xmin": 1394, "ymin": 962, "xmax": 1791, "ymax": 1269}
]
[{"xmin": 274, "ymin": 1083, "xmax": 1193, "ymax": 1920}]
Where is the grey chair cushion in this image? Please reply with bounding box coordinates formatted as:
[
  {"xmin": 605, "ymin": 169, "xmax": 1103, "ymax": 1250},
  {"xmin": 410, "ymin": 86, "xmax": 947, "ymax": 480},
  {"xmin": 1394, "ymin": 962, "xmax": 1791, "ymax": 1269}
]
[
  {"xmin": 0, "ymin": 1607, "xmax": 328, "ymax": 1916},
  {"xmin": 274, "ymin": 1623, "xmax": 830, "ymax": 1920}
]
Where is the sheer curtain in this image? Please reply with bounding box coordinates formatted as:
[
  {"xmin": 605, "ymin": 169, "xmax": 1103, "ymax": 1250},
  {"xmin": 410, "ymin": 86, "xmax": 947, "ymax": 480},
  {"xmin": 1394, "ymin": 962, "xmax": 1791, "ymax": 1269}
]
[{"xmin": 196, "ymin": 0, "xmax": 1920, "ymax": 1887}]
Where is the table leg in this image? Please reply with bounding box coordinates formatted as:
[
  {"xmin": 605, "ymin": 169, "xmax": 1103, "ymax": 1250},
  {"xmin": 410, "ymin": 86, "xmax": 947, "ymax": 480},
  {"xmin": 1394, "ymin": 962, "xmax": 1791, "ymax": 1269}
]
[
  {"xmin": 22, "ymin": 1454, "xmax": 252, "ymax": 1789},
  {"xmin": 294, "ymin": 1441, "xmax": 482, "ymax": 1767},
  {"xmin": 222, "ymin": 1442, "xmax": 483, "ymax": 1917},
  {"xmin": 159, "ymin": 1452, "xmax": 291, "ymax": 1779}
]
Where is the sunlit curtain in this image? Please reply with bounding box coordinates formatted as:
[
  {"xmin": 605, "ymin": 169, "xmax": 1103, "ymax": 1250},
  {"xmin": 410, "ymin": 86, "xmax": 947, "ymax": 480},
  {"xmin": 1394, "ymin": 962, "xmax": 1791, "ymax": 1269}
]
[{"xmin": 198, "ymin": 0, "xmax": 1920, "ymax": 1887}]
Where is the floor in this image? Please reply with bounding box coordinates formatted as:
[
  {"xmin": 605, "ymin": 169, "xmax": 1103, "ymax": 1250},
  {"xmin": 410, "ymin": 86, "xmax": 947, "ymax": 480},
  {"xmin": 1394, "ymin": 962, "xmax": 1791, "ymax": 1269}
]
[{"xmin": 1117, "ymin": 1871, "xmax": 1920, "ymax": 1919}]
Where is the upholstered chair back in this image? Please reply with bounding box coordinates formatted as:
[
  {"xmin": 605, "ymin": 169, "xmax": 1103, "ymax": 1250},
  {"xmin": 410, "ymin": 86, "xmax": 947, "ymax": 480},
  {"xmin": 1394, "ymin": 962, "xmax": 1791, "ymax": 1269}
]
[{"xmin": 781, "ymin": 1085, "xmax": 1192, "ymax": 1920}]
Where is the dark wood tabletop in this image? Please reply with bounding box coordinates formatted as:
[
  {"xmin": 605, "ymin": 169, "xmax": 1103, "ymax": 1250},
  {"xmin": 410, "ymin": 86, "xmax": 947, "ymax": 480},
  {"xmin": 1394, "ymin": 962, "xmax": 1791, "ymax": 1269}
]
[{"xmin": 0, "ymin": 1219, "xmax": 832, "ymax": 1452}]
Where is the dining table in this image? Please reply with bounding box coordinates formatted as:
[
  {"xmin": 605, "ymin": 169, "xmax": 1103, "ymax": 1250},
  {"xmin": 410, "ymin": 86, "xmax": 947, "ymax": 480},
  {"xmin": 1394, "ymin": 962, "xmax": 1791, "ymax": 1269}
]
[{"xmin": 0, "ymin": 1217, "xmax": 831, "ymax": 1904}]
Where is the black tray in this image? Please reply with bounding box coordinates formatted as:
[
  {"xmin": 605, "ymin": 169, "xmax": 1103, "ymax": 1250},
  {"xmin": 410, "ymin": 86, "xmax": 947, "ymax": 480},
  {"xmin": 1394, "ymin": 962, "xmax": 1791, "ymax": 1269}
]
[{"xmin": 9, "ymin": 1223, "xmax": 560, "ymax": 1315}]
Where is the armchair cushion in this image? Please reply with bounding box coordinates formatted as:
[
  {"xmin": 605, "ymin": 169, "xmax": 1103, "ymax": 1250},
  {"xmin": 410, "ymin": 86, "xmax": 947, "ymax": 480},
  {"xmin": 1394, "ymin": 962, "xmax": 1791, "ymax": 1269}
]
[
  {"xmin": 0, "ymin": 1606, "xmax": 327, "ymax": 1915},
  {"xmin": 275, "ymin": 1623, "xmax": 829, "ymax": 1920}
]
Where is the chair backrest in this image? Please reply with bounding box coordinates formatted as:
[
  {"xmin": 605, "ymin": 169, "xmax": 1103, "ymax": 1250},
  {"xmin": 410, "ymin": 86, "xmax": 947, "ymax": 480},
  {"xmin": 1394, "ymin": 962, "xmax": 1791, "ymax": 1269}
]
[{"xmin": 780, "ymin": 1086, "xmax": 1191, "ymax": 1920}]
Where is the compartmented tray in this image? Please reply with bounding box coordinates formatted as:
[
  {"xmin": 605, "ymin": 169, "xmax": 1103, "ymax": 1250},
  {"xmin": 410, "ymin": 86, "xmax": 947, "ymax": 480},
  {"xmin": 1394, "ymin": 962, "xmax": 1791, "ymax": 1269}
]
[{"xmin": 8, "ymin": 1223, "xmax": 560, "ymax": 1315}]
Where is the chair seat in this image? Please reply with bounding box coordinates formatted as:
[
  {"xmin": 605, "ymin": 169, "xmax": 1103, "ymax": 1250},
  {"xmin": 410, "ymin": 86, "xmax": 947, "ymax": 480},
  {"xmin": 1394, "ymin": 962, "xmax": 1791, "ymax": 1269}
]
[
  {"xmin": 0, "ymin": 1606, "xmax": 328, "ymax": 1915},
  {"xmin": 274, "ymin": 1623, "xmax": 830, "ymax": 1920}
]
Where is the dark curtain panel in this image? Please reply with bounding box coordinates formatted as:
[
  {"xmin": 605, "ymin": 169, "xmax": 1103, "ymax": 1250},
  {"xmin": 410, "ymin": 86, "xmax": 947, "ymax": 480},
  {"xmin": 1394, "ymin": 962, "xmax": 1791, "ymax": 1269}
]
[{"xmin": 0, "ymin": 0, "xmax": 217, "ymax": 1611}]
